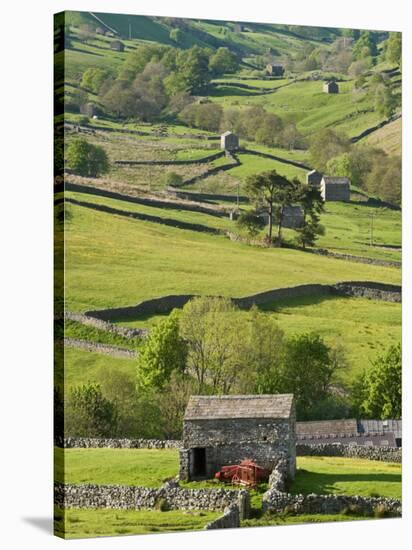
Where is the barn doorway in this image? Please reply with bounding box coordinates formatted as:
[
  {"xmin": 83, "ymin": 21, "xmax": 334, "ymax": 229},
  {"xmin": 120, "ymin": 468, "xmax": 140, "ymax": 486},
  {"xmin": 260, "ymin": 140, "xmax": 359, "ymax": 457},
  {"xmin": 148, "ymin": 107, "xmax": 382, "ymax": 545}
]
[{"xmin": 192, "ymin": 447, "xmax": 206, "ymax": 477}]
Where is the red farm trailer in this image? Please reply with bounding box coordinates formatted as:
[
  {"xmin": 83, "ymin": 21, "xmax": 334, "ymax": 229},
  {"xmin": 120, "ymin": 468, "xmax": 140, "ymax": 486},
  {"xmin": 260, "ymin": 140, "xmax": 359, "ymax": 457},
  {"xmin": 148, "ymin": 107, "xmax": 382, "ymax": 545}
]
[{"xmin": 215, "ymin": 459, "xmax": 270, "ymax": 488}]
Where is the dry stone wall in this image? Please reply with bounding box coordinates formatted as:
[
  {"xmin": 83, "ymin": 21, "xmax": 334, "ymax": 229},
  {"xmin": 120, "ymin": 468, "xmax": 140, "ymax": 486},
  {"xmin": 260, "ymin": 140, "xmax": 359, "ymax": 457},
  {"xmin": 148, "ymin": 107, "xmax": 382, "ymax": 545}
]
[
  {"xmin": 63, "ymin": 338, "xmax": 137, "ymax": 358},
  {"xmin": 296, "ymin": 443, "xmax": 401, "ymax": 463},
  {"xmin": 83, "ymin": 281, "xmax": 401, "ymax": 323},
  {"xmin": 58, "ymin": 437, "xmax": 181, "ymax": 449},
  {"xmin": 55, "ymin": 482, "xmax": 250, "ymax": 517},
  {"xmin": 64, "ymin": 311, "xmax": 147, "ymax": 339}
]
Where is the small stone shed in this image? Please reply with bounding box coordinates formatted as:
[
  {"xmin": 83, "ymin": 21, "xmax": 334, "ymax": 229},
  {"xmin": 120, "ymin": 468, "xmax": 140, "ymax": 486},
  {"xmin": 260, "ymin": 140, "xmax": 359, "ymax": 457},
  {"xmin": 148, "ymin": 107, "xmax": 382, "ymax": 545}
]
[
  {"xmin": 221, "ymin": 131, "xmax": 239, "ymax": 151},
  {"xmin": 323, "ymin": 81, "xmax": 339, "ymax": 94},
  {"xmin": 258, "ymin": 206, "xmax": 304, "ymax": 229},
  {"xmin": 110, "ymin": 40, "xmax": 125, "ymax": 52},
  {"xmin": 179, "ymin": 394, "xmax": 296, "ymax": 482},
  {"xmin": 306, "ymin": 169, "xmax": 323, "ymax": 188},
  {"xmin": 321, "ymin": 176, "xmax": 350, "ymax": 201},
  {"xmin": 266, "ymin": 64, "xmax": 285, "ymax": 77}
]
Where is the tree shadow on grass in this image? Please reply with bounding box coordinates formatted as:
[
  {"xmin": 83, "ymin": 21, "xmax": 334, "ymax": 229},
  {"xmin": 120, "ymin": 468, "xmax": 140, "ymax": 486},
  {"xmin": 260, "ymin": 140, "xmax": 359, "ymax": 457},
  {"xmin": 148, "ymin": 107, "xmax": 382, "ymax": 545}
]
[
  {"xmin": 256, "ymin": 294, "xmax": 346, "ymax": 314},
  {"xmin": 291, "ymin": 470, "xmax": 401, "ymax": 496}
]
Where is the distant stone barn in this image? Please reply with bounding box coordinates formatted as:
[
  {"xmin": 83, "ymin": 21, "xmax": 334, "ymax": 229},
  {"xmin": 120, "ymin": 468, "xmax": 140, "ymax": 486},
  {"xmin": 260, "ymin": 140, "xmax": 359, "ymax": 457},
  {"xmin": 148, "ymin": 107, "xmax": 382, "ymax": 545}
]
[
  {"xmin": 179, "ymin": 394, "xmax": 296, "ymax": 482},
  {"xmin": 321, "ymin": 176, "xmax": 350, "ymax": 201},
  {"xmin": 266, "ymin": 64, "xmax": 285, "ymax": 77},
  {"xmin": 110, "ymin": 40, "xmax": 125, "ymax": 52},
  {"xmin": 258, "ymin": 206, "xmax": 304, "ymax": 229},
  {"xmin": 221, "ymin": 131, "xmax": 239, "ymax": 151},
  {"xmin": 306, "ymin": 169, "xmax": 323, "ymax": 188},
  {"xmin": 323, "ymin": 81, "xmax": 339, "ymax": 94}
]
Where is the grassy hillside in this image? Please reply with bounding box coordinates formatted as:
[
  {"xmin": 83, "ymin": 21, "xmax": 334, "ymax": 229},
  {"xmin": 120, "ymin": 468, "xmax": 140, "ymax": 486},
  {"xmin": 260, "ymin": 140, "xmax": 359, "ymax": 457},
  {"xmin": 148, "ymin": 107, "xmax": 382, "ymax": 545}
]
[
  {"xmin": 363, "ymin": 117, "xmax": 402, "ymax": 156},
  {"xmin": 64, "ymin": 203, "xmax": 400, "ymax": 312}
]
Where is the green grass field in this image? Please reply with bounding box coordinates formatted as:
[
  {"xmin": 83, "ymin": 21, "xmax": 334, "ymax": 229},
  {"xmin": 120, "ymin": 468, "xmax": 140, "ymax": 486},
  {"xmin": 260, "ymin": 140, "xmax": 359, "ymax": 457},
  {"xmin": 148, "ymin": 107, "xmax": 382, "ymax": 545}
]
[
  {"xmin": 61, "ymin": 347, "xmax": 136, "ymax": 389},
  {"xmin": 65, "ymin": 203, "xmax": 400, "ymax": 312},
  {"xmin": 293, "ymin": 457, "xmax": 401, "ymax": 499},
  {"xmin": 55, "ymin": 507, "xmax": 219, "ymax": 538},
  {"xmin": 56, "ymin": 448, "xmax": 401, "ymax": 501}
]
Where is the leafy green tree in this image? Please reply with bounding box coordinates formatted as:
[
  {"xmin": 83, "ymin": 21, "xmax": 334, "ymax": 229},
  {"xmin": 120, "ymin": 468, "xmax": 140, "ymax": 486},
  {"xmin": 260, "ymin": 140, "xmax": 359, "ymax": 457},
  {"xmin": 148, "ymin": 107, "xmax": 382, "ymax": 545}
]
[
  {"xmin": 65, "ymin": 384, "xmax": 118, "ymax": 437},
  {"xmin": 164, "ymin": 172, "xmax": 183, "ymax": 187},
  {"xmin": 172, "ymin": 46, "xmax": 212, "ymax": 94},
  {"xmin": 81, "ymin": 68, "xmax": 111, "ymax": 94},
  {"xmin": 209, "ymin": 47, "xmax": 239, "ymax": 75},
  {"xmin": 179, "ymin": 297, "xmax": 244, "ymax": 393},
  {"xmin": 66, "ymin": 138, "xmax": 109, "ymax": 177},
  {"xmin": 353, "ymin": 31, "xmax": 378, "ymax": 60},
  {"xmin": 281, "ymin": 333, "xmax": 339, "ymax": 419},
  {"xmin": 170, "ymin": 28, "xmax": 184, "ymax": 44},
  {"xmin": 374, "ymin": 84, "xmax": 399, "ymax": 118},
  {"xmin": 309, "ymin": 128, "xmax": 350, "ymax": 172},
  {"xmin": 120, "ymin": 43, "xmax": 166, "ymax": 80},
  {"xmin": 237, "ymin": 307, "xmax": 285, "ymax": 394},
  {"xmin": 236, "ymin": 210, "xmax": 265, "ymax": 237},
  {"xmin": 295, "ymin": 182, "xmax": 325, "ymax": 248},
  {"xmin": 384, "ymin": 32, "xmax": 401, "ymax": 67},
  {"xmin": 359, "ymin": 344, "xmax": 401, "ymax": 419},
  {"xmin": 244, "ymin": 170, "xmax": 296, "ymax": 244},
  {"xmin": 365, "ymin": 155, "xmax": 401, "ymax": 206},
  {"xmin": 136, "ymin": 310, "xmax": 187, "ymax": 392}
]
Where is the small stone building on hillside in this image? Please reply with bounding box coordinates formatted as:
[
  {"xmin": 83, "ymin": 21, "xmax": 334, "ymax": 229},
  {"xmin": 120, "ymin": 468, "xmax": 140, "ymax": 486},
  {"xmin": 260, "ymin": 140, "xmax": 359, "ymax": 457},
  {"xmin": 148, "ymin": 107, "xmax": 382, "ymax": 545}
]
[
  {"xmin": 179, "ymin": 394, "xmax": 296, "ymax": 482},
  {"xmin": 306, "ymin": 169, "xmax": 323, "ymax": 188},
  {"xmin": 221, "ymin": 131, "xmax": 239, "ymax": 151},
  {"xmin": 110, "ymin": 40, "xmax": 125, "ymax": 52},
  {"xmin": 323, "ymin": 81, "xmax": 339, "ymax": 94},
  {"xmin": 321, "ymin": 176, "xmax": 350, "ymax": 202},
  {"xmin": 266, "ymin": 64, "xmax": 285, "ymax": 77},
  {"xmin": 259, "ymin": 206, "xmax": 304, "ymax": 229}
]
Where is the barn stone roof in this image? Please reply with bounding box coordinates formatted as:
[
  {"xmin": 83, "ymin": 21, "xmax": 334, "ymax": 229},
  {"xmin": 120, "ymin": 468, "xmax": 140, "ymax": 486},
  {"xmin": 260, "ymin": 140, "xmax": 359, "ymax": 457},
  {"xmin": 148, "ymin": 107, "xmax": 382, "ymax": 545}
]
[
  {"xmin": 322, "ymin": 176, "xmax": 350, "ymax": 185},
  {"xmin": 184, "ymin": 394, "xmax": 294, "ymax": 420},
  {"xmin": 221, "ymin": 130, "xmax": 235, "ymax": 137}
]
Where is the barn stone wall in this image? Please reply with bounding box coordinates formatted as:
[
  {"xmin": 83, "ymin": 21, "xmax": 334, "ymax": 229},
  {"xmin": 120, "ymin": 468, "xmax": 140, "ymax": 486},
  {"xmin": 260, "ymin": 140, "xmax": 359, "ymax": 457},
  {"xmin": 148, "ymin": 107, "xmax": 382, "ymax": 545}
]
[
  {"xmin": 321, "ymin": 182, "xmax": 350, "ymax": 201},
  {"xmin": 180, "ymin": 417, "xmax": 295, "ymax": 481}
]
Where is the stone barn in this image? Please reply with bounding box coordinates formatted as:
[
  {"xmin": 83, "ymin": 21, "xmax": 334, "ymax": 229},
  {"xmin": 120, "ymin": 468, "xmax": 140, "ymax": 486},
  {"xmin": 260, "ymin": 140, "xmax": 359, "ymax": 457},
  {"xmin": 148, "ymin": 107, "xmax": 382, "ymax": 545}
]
[
  {"xmin": 266, "ymin": 64, "xmax": 285, "ymax": 77},
  {"xmin": 323, "ymin": 81, "xmax": 339, "ymax": 94},
  {"xmin": 110, "ymin": 40, "xmax": 125, "ymax": 52},
  {"xmin": 259, "ymin": 205, "xmax": 304, "ymax": 229},
  {"xmin": 179, "ymin": 394, "xmax": 296, "ymax": 482},
  {"xmin": 221, "ymin": 131, "xmax": 239, "ymax": 151},
  {"xmin": 306, "ymin": 169, "xmax": 323, "ymax": 188},
  {"xmin": 321, "ymin": 176, "xmax": 350, "ymax": 202}
]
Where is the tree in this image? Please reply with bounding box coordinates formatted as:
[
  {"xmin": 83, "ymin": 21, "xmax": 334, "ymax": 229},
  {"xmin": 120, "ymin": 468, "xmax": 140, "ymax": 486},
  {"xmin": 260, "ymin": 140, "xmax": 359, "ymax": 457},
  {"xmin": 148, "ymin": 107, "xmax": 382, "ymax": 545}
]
[
  {"xmin": 136, "ymin": 310, "xmax": 187, "ymax": 392},
  {"xmin": 359, "ymin": 344, "xmax": 401, "ymax": 419},
  {"xmin": 209, "ymin": 47, "xmax": 239, "ymax": 75},
  {"xmin": 281, "ymin": 333, "xmax": 339, "ymax": 419},
  {"xmin": 353, "ymin": 31, "xmax": 378, "ymax": 60},
  {"xmin": 365, "ymin": 155, "xmax": 401, "ymax": 205},
  {"xmin": 164, "ymin": 172, "xmax": 183, "ymax": 187},
  {"xmin": 170, "ymin": 28, "xmax": 184, "ymax": 44},
  {"xmin": 237, "ymin": 307, "xmax": 285, "ymax": 394},
  {"xmin": 179, "ymin": 296, "xmax": 244, "ymax": 393},
  {"xmin": 309, "ymin": 128, "xmax": 350, "ymax": 172},
  {"xmin": 243, "ymin": 170, "xmax": 295, "ymax": 244},
  {"xmin": 65, "ymin": 384, "xmax": 118, "ymax": 437},
  {"xmin": 176, "ymin": 46, "xmax": 212, "ymax": 94},
  {"xmin": 384, "ymin": 32, "xmax": 401, "ymax": 67},
  {"xmin": 119, "ymin": 43, "xmax": 167, "ymax": 80},
  {"xmin": 295, "ymin": 182, "xmax": 325, "ymax": 248},
  {"xmin": 326, "ymin": 146, "xmax": 385, "ymax": 189},
  {"xmin": 374, "ymin": 84, "xmax": 399, "ymax": 118},
  {"xmin": 96, "ymin": 367, "xmax": 139, "ymax": 437},
  {"xmin": 66, "ymin": 138, "xmax": 109, "ymax": 177},
  {"xmin": 236, "ymin": 210, "xmax": 265, "ymax": 237},
  {"xmin": 81, "ymin": 68, "xmax": 111, "ymax": 94}
]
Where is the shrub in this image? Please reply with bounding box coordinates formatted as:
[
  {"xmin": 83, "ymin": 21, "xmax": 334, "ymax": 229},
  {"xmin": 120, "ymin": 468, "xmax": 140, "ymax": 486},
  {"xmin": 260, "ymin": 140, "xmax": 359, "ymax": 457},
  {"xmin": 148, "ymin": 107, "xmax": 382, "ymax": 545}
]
[
  {"xmin": 154, "ymin": 498, "xmax": 170, "ymax": 512},
  {"xmin": 66, "ymin": 138, "xmax": 109, "ymax": 177}
]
